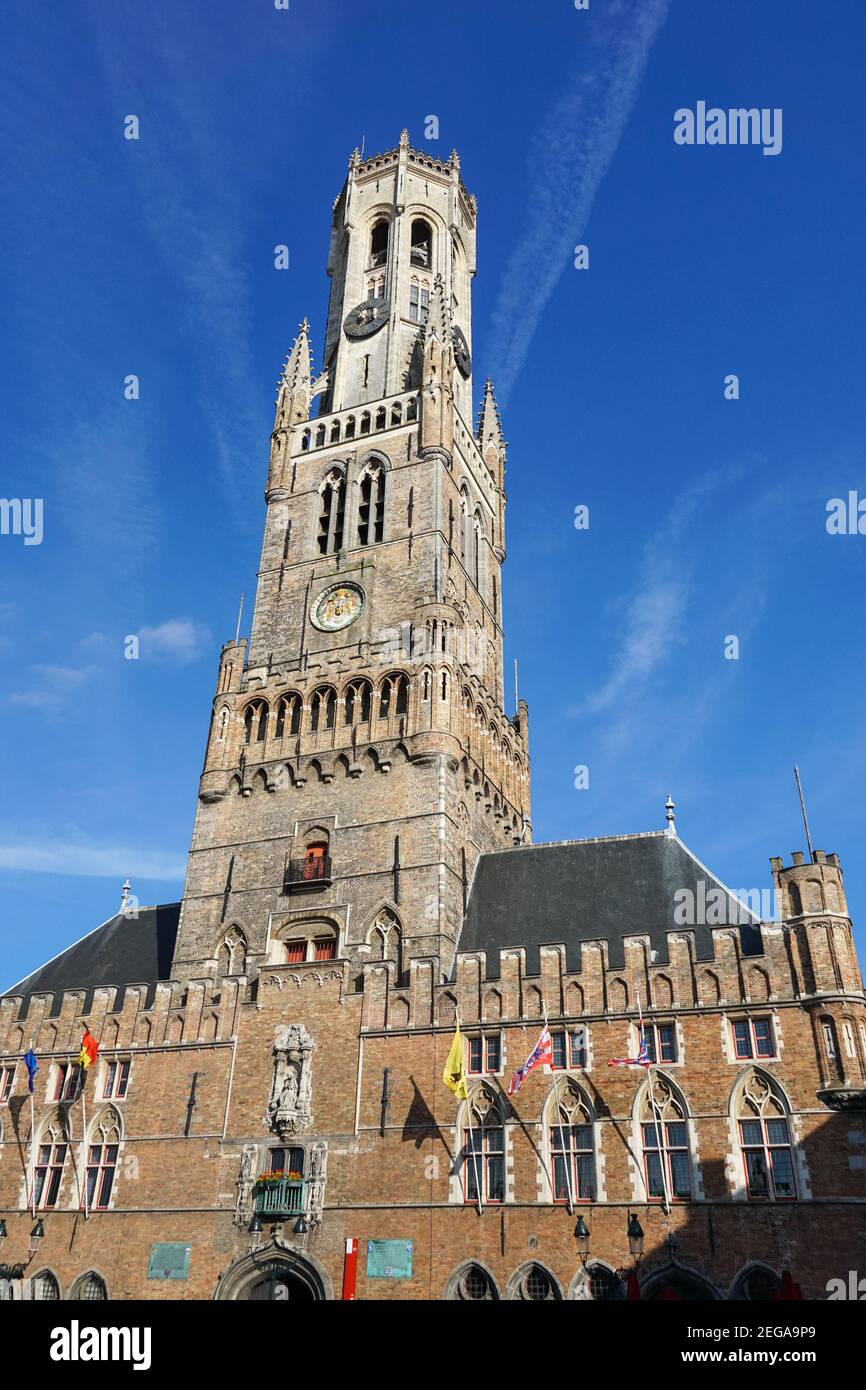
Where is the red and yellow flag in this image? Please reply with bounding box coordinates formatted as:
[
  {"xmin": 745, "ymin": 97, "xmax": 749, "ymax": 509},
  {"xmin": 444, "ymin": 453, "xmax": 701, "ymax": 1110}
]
[{"xmin": 77, "ymin": 1028, "xmax": 98, "ymax": 1070}]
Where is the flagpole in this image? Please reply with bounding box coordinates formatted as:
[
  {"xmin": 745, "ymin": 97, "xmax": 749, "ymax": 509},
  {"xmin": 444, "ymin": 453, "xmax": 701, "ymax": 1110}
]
[
  {"xmin": 542, "ymin": 1000, "xmax": 575, "ymax": 1214},
  {"xmin": 638, "ymin": 991, "xmax": 670, "ymax": 1214},
  {"xmin": 456, "ymin": 1011, "xmax": 483, "ymax": 1216},
  {"xmin": 27, "ymin": 1038, "xmax": 36, "ymax": 1218},
  {"xmin": 80, "ymin": 1063, "xmax": 89, "ymax": 1220}
]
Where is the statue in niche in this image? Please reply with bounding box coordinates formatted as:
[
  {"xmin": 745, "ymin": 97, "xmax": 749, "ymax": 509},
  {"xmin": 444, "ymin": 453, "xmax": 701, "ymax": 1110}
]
[{"xmin": 266, "ymin": 1023, "xmax": 314, "ymax": 1137}]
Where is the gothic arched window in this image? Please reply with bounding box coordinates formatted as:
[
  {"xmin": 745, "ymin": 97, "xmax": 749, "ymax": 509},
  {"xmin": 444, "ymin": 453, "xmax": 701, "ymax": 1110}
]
[
  {"xmin": 357, "ymin": 462, "xmax": 385, "ymax": 546},
  {"xmin": 369, "ymin": 218, "xmax": 389, "ymax": 268},
  {"xmin": 547, "ymin": 1079, "xmax": 596, "ymax": 1203},
  {"xmin": 410, "ymin": 218, "xmax": 433, "ymax": 268},
  {"xmin": 512, "ymin": 1264, "xmax": 560, "ymax": 1301},
  {"xmin": 735, "ymin": 1070, "xmax": 796, "ymax": 1200},
  {"xmin": 243, "ymin": 700, "xmax": 268, "ymax": 745},
  {"xmin": 35, "ymin": 1114, "xmax": 70, "ymax": 1210},
  {"xmin": 640, "ymin": 1075, "xmax": 693, "ymax": 1200},
  {"xmin": 218, "ymin": 927, "xmax": 247, "ymax": 977},
  {"xmin": 368, "ymin": 909, "xmax": 403, "ymax": 971},
  {"xmin": 71, "ymin": 1272, "xmax": 107, "ymax": 1301},
  {"xmin": 317, "ymin": 469, "xmax": 346, "ymax": 555},
  {"xmin": 344, "ymin": 678, "xmax": 373, "ymax": 725},
  {"xmin": 310, "ymin": 686, "xmax": 336, "ymax": 733},
  {"xmin": 473, "ymin": 511, "xmax": 483, "ymax": 589},
  {"xmin": 448, "ymin": 1263, "xmax": 499, "ymax": 1301},
  {"xmin": 32, "ymin": 1270, "xmax": 60, "ymax": 1301},
  {"xmin": 86, "ymin": 1109, "xmax": 122, "ymax": 1210},
  {"xmin": 462, "ymin": 1086, "xmax": 504, "ymax": 1204},
  {"xmin": 275, "ymin": 693, "xmax": 302, "ymax": 740},
  {"xmin": 378, "ymin": 672, "xmax": 408, "ymax": 720}
]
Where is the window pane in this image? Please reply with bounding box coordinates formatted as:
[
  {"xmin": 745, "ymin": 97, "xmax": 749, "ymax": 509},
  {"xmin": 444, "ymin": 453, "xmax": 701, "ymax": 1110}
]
[
  {"xmin": 642, "ymin": 1123, "xmax": 660, "ymax": 1150},
  {"xmin": 570, "ymin": 1031, "xmax": 587, "ymax": 1067},
  {"xmin": 745, "ymin": 1149, "xmax": 769, "ymax": 1197},
  {"xmin": 659, "ymin": 1025, "xmax": 677, "ymax": 1062},
  {"xmin": 644, "ymin": 1031, "xmax": 657, "ymax": 1063},
  {"xmin": 646, "ymin": 1151, "xmax": 665, "ymax": 1198},
  {"xmin": 666, "ymin": 1122, "xmax": 686, "ymax": 1148},
  {"xmin": 486, "ymin": 1155, "xmax": 504, "ymax": 1202},
  {"xmin": 103, "ymin": 1063, "xmax": 116, "ymax": 1098},
  {"xmin": 669, "ymin": 1150, "xmax": 692, "ymax": 1198},
  {"xmin": 551, "ymin": 1125, "xmax": 568, "ymax": 1154},
  {"xmin": 754, "ymin": 1020, "xmax": 774, "ymax": 1057},
  {"xmin": 572, "ymin": 1124, "xmax": 592, "ymax": 1151},
  {"xmin": 46, "ymin": 1167, "xmax": 62, "ymax": 1207},
  {"xmin": 575, "ymin": 1153, "xmax": 595, "ymax": 1201},
  {"xmin": 552, "ymin": 1153, "xmax": 570, "ymax": 1200},
  {"xmin": 486, "ymin": 1037, "xmax": 501, "ymax": 1072},
  {"xmin": 733, "ymin": 1020, "xmax": 752, "ymax": 1057},
  {"xmin": 468, "ymin": 1037, "xmax": 482, "ymax": 1072},
  {"xmin": 98, "ymin": 1166, "xmax": 115, "ymax": 1208},
  {"xmin": 118, "ymin": 1060, "xmax": 130, "ymax": 1095},
  {"xmin": 551, "ymin": 1032, "xmax": 566, "ymax": 1068},
  {"xmin": 740, "ymin": 1119, "xmax": 762, "ymax": 1147},
  {"xmin": 770, "ymin": 1148, "xmax": 795, "ymax": 1198},
  {"xmin": 765, "ymin": 1119, "xmax": 789, "ymax": 1146}
]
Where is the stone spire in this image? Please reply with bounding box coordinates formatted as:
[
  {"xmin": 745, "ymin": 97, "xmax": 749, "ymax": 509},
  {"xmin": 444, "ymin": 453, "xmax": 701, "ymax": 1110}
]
[
  {"xmin": 665, "ymin": 794, "xmax": 676, "ymax": 836},
  {"xmin": 276, "ymin": 318, "xmax": 313, "ymax": 426},
  {"xmin": 478, "ymin": 378, "xmax": 505, "ymax": 482}
]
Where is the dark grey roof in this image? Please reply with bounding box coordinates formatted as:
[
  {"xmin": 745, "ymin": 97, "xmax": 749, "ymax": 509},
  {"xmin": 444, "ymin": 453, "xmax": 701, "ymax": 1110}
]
[
  {"xmin": 2, "ymin": 903, "xmax": 181, "ymax": 1019},
  {"xmin": 456, "ymin": 832, "xmax": 763, "ymax": 978}
]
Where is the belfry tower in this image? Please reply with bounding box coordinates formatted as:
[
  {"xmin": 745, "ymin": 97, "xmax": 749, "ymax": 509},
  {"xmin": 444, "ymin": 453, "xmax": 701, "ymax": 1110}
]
[{"xmin": 171, "ymin": 132, "xmax": 530, "ymax": 986}]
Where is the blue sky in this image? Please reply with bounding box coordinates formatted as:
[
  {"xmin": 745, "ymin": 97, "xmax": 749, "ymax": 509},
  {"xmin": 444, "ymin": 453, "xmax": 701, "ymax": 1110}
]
[{"xmin": 1, "ymin": 0, "xmax": 864, "ymax": 987}]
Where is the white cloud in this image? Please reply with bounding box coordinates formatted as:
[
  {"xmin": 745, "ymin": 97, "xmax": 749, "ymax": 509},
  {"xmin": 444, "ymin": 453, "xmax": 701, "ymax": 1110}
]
[
  {"xmin": 137, "ymin": 618, "xmax": 210, "ymax": 664},
  {"xmin": 488, "ymin": 0, "xmax": 671, "ymax": 404},
  {"xmin": 0, "ymin": 837, "xmax": 184, "ymax": 881},
  {"xmin": 8, "ymin": 663, "xmax": 96, "ymax": 714}
]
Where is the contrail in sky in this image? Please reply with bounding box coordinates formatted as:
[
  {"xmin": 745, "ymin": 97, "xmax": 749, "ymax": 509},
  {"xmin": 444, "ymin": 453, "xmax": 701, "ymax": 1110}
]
[{"xmin": 488, "ymin": 0, "xmax": 671, "ymax": 404}]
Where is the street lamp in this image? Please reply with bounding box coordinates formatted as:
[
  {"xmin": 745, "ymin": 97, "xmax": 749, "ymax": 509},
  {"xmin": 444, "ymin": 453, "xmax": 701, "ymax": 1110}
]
[
  {"xmin": 293, "ymin": 1214, "xmax": 309, "ymax": 1236},
  {"xmin": 29, "ymin": 1220, "xmax": 44, "ymax": 1257},
  {"xmin": 627, "ymin": 1213, "xmax": 644, "ymax": 1263},
  {"xmin": 573, "ymin": 1215, "xmax": 590, "ymax": 1263},
  {"xmin": 0, "ymin": 1219, "xmax": 7, "ymax": 1248}
]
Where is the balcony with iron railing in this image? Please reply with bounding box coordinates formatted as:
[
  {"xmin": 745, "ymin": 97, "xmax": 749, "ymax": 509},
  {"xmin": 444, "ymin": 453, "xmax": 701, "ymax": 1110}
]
[
  {"xmin": 283, "ymin": 855, "xmax": 332, "ymax": 892},
  {"xmin": 253, "ymin": 1178, "xmax": 307, "ymax": 1219}
]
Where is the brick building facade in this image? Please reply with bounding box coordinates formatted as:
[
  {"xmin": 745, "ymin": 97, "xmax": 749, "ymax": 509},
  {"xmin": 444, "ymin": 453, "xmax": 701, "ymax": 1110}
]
[{"xmin": 1, "ymin": 134, "xmax": 864, "ymax": 1302}]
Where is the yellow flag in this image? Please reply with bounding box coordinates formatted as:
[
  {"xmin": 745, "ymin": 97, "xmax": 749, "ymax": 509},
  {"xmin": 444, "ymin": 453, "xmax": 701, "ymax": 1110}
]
[{"xmin": 443, "ymin": 1024, "xmax": 468, "ymax": 1101}]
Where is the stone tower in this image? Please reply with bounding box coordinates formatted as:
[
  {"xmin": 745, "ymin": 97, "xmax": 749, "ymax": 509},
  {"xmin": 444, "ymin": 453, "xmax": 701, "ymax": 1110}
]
[{"xmin": 171, "ymin": 133, "xmax": 531, "ymax": 987}]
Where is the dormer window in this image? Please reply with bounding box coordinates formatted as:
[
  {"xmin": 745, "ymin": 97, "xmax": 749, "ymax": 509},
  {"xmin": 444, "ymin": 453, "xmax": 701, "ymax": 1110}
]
[
  {"xmin": 410, "ymin": 219, "xmax": 432, "ymax": 268},
  {"xmin": 369, "ymin": 219, "xmax": 389, "ymax": 268}
]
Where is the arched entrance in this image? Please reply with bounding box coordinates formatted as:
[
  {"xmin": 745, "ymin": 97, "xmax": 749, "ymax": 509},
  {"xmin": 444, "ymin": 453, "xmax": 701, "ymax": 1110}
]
[{"xmin": 216, "ymin": 1243, "xmax": 333, "ymax": 1302}]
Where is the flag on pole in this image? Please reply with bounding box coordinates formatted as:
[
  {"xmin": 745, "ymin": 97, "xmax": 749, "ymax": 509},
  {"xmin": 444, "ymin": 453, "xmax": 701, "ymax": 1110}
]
[
  {"xmin": 608, "ymin": 1034, "xmax": 651, "ymax": 1068},
  {"xmin": 23, "ymin": 1048, "xmax": 39, "ymax": 1093},
  {"xmin": 443, "ymin": 1024, "xmax": 468, "ymax": 1101},
  {"xmin": 77, "ymin": 1028, "xmax": 99, "ymax": 1072},
  {"xmin": 507, "ymin": 1024, "xmax": 553, "ymax": 1096}
]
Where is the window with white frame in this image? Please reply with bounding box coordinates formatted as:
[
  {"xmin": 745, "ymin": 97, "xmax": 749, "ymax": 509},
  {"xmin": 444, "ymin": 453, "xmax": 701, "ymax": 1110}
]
[
  {"xmin": 102, "ymin": 1059, "xmax": 130, "ymax": 1100},
  {"xmin": 822, "ymin": 1019, "xmax": 837, "ymax": 1059},
  {"xmin": 462, "ymin": 1087, "xmax": 504, "ymax": 1204},
  {"xmin": 34, "ymin": 1115, "xmax": 70, "ymax": 1209},
  {"xmin": 0, "ymin": 1064, "xmax": 15, "ymax": 1102},
  {"xmin": 731, "ymin": 1017, "xmax": 776, "ymax": 1060},
  {"xmin": 85, "ymin": 1109, "xmax": 121, "ymax": 1210},
  {"xmin": 466, "ymin": 1033, "xmax": 501, "ymax": 1075},
  {"xmin": 550, "ymin": 1026, "xmax": 587, "ymax": 1069},
  {"xmin": 843, "ymin": 1020, "xmax": 857, "ymax": 1059},
  {"xmin": 408, "ymin": 278, "xmax": 429, "ymax": 324},
  {"xmin": 640, "ymin": 1075, "xmax": 692, "ymax": 1200},
  {"xmin": 736, "ymin": 1071, "xmax": 796, "ymax": 1201},
  {"xmin": 643, "ymin": 1021, "xmax": 678, "ymax": 1064},
  {"xmin": 548, "ymin": 1078, "xmax": 595, "ymax": 1203},
  {"xmin": 53, "ymin": 1063, "xmax": 80, "ymax": 1102}
]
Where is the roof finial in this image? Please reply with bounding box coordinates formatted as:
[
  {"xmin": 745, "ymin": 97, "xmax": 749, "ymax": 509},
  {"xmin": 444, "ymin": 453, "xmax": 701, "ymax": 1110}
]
[
  {"xmin": 664, "ymin": 794, "xmax": 676, "ymax": 836},
  {"xmin": 120, "ymin": 878, "xmax": 131, "ymax": 910}
]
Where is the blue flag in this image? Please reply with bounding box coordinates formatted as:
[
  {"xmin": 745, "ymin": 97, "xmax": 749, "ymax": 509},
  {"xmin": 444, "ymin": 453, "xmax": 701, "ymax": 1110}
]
[{"xmin": 23, "ymin": 1048, "xmax": 38, "ymax": 1094}]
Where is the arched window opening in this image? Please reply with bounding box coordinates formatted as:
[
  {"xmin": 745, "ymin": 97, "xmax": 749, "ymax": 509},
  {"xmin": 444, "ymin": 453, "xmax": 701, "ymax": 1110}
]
[
  {"xmin": 473, "ymin": 511, "xmax": 483, "ymax": 588},
  {"xmin": 275, "ymin": 693, "xmax": 302, "ymax": 740},
  {"xmin": 406, "ymin": 396, "xmax": 418, "ymax": 422},
  {"xmin": 548, "ymin": 1080, "xmax": 595, "ymax": 1203},
  {"xmin": 32, "ymin": 1270, "xmax": 60, "ymax": 1301},
  {"xmin": 303, "ymin": 840, "xmax": 330, "ymax": 883},
  {"xmin": 360, "ymin": 412, "xmax": 371, "ymax": 435},
  {"xmin": 310, "ymin": 687, "xmax": 336, "ymax": 734},
  {"xmin": 369, "ymin": 218, "xmax": 389, "ymax": 268},
  {"xmin": 243, "ymin": 700, "xmax": 268, "ymax": 745},
  {"xmin": 369, "ymin": 909, "xmax": 403, "ymax": 973},
  {"xmin": 72, "ymin": 1273, "xmax": 107, "ymax": 1301},
  {"xmin": 345, "ymin": 415, "xmax": 356, "ymax": 440},
  {"xmin": 86, "ymin": 1110, "xmax": 121, "ymax": 1210},
  {"xmin": 218, "ymin": 927, "xmax": 247, "ymax": 977},
  {"xmin": 330, "ymin": 419, "xmax": 341, "ymax": 444},
  {"xmin": 585, "ymin": 1265, "xmax": 624, "ymax": 1301},
  {"xmin": 375, "ymin": 406, "xmax": 387, "ymax": 431},
  {"xmin": 514, "ymin": 1264, "xmax": 559, "ymax": 1301},
  {"xmin": 315, "ymin": 424, "xmax": 326, "ymax": 448},
  {"xmin": 358, "ymin": 464, "xmax": 385, "ymax": 546},
  {"xmin": 462, "ymin": 1087, "xmax": 504, "ymax": 1204},
  {"xmin": 732, "ymin": 1265, "xmax": 783, "ymax": 1301},
  {"xmin": 344, "ymin": 679, "xmax": 373, "ymax": 725},
  {"xmin": 440, "ymin": 671, "xmax": 449, "ymax": 701},
  {"xmin": 409, "ymin": 277, "xmax": 430, "ymax": 324},
  {"xmin": 736, "ymin": 1071, "xmax": 796, "ymax": 1200},
  {"xmin": 35, "ymin": 1115, "xmax": 69, "ymax": 1209},
  {"xmin": 317, "ymin": 470, "xmax": 346, "ymax": 555},
  {"xmin": 390, "ymin": 402, "xmax": 403, "ymax": 427},
  {"xmin": 452, "ymin": 1264, "xmax": 498, "ymax": 1301},
  {"xmin": 422, "ymin": 670, "xmax": 431, "ymax": 701},
  {"xmin": 640, "ymin": 1076, "xmax": 693, "ymax": 1200},
  {"xmin": 410, "ymin": 218, "xmax": 432, "ymax": 268}
]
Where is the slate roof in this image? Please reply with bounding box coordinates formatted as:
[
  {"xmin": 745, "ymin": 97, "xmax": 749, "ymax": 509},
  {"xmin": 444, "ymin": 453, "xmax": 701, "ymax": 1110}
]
[
  {"xmin": 2, "ymin": 903, "xmax": 181, "ymax": 1019},
  {"xmin": 456, "ymin": 832, "xmax": 764, "ymax": 978}
]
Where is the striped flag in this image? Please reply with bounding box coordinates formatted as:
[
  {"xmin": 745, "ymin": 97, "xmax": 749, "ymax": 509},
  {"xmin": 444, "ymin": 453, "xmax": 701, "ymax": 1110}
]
[
  {"xmin": 508, "ymin": 1025, "xmax": 553, "ymax": 1096},
  {"xmin": 608, "ymin": 1033, "xmax": 651, "ymax": 1068}
]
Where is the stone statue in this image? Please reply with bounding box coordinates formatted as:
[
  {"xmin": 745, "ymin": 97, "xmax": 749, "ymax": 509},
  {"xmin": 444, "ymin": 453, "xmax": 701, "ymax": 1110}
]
[{"xmin": 266, "ymin": 1023, "xmax": 314, "ymax": 1137}]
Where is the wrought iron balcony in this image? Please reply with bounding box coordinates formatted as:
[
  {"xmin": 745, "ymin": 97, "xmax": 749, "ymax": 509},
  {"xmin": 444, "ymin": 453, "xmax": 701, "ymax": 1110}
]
[
  {"xmin": 253, "ymin": 1179, "xmax": 306, "ymax": 1219},
  {"xmin": 283, "ymin": 856, "xmax": 332, "ymax": 892}
]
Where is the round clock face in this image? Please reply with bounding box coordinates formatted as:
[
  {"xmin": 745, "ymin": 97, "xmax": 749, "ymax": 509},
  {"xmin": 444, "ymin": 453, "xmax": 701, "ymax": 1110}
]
[
  {"xmin": 453, "ymin": 325, "xmax": 472, "ymax": 378},
  {"xmin": 310, "ymin": 582, "xmax": 365, "ymax": 632},
  {"xmin": 343, "ymin": 298, "xmax": 390, "ymax": 340}
]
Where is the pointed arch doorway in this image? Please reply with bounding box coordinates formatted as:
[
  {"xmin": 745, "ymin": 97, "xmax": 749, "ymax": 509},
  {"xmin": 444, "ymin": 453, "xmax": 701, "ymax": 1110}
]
[{"xmin": 216, "ymin": 1243, "xmax": 333, "ymax": 1302}]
